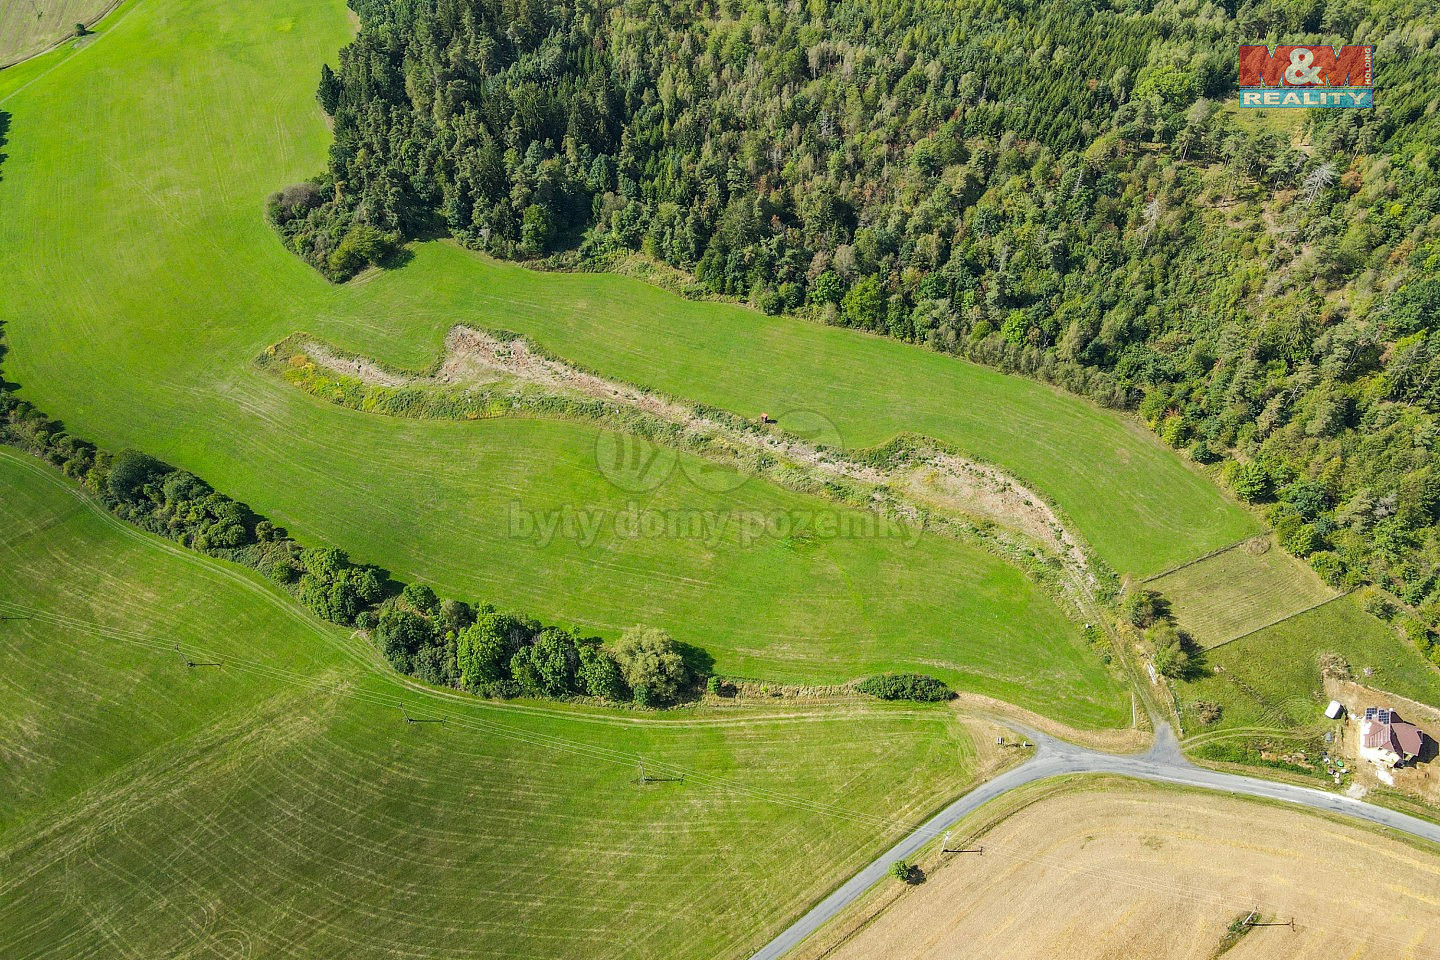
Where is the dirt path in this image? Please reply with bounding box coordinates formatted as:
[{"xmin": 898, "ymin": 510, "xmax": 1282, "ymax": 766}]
[{"xmin": 299, "ymin": 327, "xmax": 1095, "ymax": 590}]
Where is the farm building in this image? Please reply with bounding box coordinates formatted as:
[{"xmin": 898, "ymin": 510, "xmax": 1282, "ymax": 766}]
[
  {"xmin": 1325, "ymin": 700, "xmax": 1344, "ymax": 719},
  {"xmin": 1357, "ymin": 707, "xmax": 1426, "ymax": 768}
]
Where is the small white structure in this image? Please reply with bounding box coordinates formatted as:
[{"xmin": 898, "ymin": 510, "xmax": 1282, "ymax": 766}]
[
  {"xmin": 1358, "ymin": 707, "xmax": 1426, "ymax": 769},
  {"xmin": 1325, "ymin": 700, "xmax": 1344, "ymax": 720}
]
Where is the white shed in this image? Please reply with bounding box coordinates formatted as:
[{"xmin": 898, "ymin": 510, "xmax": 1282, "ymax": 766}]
[{"xmin": 1325, "ymin": 700, "xmax": 1345, "ymax": 719}]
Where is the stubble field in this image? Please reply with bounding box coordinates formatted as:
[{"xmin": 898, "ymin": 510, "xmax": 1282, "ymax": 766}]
[{"xmin": 804, "ymin": 779, "xmax": 1440, "ymax": 960}]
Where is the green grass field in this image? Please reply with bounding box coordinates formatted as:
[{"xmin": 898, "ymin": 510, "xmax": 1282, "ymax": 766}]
[
  {"xmin": 0, "ymin": 449, "xmax": 989, "ymax": 958},
  {"xmin": 1150, "ymin": 539, "xmax": 1338, "ymax": 648},
  {"xmin": 0, "ymin": 0, "xmax": 1251, "ymax": 603},
  {"xmin": 1176, "ymin": 595, "xmax": 1440, "ymax": 735},
  {"xmin": 0, "ymin": 0, "xmax": 1143, "ymax": 728}
]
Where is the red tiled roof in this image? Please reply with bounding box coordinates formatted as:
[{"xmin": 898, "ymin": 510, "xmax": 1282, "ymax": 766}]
[
  {"xmin": 1361, "ymin": 718, "xmax": 1388, "ymax": 750},
  {"xmin": 1392, "ymin": 720, "xmax": 1424, "ymax": 757},
  {"xmin": 1361, "ymin": 708, "xmax": 1427, "ymax": 758}
]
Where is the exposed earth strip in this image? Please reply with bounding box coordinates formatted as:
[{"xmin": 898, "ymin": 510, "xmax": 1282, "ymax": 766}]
[{"xmin": 291, "ymin": 327, "xmax": 1094, "ymax": 585}]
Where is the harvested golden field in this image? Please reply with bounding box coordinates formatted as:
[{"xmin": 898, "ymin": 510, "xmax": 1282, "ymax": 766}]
[
  {"xmin": 0, "ymin": 0, "xmax": 115, "ymax": 65},
  {"xmin": 806, "ymin": 779, "xmax": 1440, "ymax": 960}
]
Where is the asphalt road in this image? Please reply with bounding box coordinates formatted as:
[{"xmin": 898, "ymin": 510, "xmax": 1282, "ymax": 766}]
[{"xmin": 746, "ymin": 721, "xmax": 1440, "ymax": 960}]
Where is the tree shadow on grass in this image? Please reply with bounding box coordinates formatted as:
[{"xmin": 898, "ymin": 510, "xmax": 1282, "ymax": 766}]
[
  {"xmin": 0, "ymin": 110, "xmax": 10, "ymax": 183},
  {"xmin": 673, "ymin": 640, "xmax": 716, "ymax": 704},
  {"xmin": 377, "ymin": 243, "xmax": 414, "ymax": 272}
]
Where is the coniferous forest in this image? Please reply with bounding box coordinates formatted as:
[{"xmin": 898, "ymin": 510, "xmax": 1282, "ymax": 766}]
[{"xmin": 271, "ymin": 0, "xmax": 1440, "ymax": 624}]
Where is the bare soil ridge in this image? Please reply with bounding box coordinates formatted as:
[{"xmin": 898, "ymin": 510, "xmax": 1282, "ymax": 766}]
[{"xmin": 293, "ymin": 326, "xmax": 1097, "ymax": 592}]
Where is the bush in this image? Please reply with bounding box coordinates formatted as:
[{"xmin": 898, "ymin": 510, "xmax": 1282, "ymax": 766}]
[
  {"xmin": 1225, "ymin": 460, "xmax": 1272, "ymax": 503},
  {"xmin": 511, "ymin": 628, "xmax": 579, "ymax": 697},
  {"xmin": 1190, "ymin": 439, "xmax": 1220, "ymax": 464},
  {"xmin": 1148, "ymin": 623, "xmax": 1202, "ymax": 680},
  {"xmin": 613, "ymin": 626, "xmax": 690, "ymax": 704},
  {"xmin": 857, "ymin": 673, "xmax": 954, "ymax": 702},
  {"xmin": 1360, "ymin": 590, "xmax": 1397, "ymax": 622},
  {"xmin": 456, "ymin": 611, "xmax": 530, "ymax": 690},
  {"xmin": 1159, "ymin": 414, "xmax": 1189, "ymax": 447},
  {"xmin": 296, "ymin": 547, "xmax": 383, "ymax": 624},
  {"xmin": 1281, "ymin": 522, "xmax": 1321, "ymax": 557},
  {"xmin": 106, "ymin": 449, "xmax": 169, "ymax": 500},
  {"xmin": 327, "ymin": 224, "xmax": 395, "ymax": 279},
  {"xmin": 578, "ymin": 644, "xmax": 627, "ymax": 700},
  {"xmin": 1119, "ymin": 588, "xmax": 1166, "ymax": 628},
  {"xmin": 375, "ymin": 608, "xmax": 435, "ymax": 672},
  {"xmin": 1192, "ymin": 700, "xmax": 1223, "ymax": 725},
  {"xmin": 1309, "ymin": 551, "xmax": 1346, "ymax": 587},
  {"xmin": 402, "ymin": 582, "xmax": 440, "ymax": 614},
  {"xmin": 888, "ymin": 860, "xmax": 920, "ymax": 883},
  {"xmin": 756, "ymin": 289, "xmax": 784, "ymax": 315}
]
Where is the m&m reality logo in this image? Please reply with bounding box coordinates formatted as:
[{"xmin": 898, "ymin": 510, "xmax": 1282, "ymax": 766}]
[{"xmin": 1238, "ymin": 45, "xmax": 1373, "ymax": 108}]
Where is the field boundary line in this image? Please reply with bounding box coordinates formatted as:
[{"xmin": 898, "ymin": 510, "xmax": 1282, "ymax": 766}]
[
  {"xmin": 1141, "ymin": 535, "xmax": 1259, "ymax": 584},
  {"xmin": 1204, "ymin": 587, "xmax": 1357, "ymax": 652}
]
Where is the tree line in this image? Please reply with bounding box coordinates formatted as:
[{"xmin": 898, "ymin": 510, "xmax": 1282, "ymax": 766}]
[{"xmin": 1, "ymin": 324, "xmax": 976, "ymax": 704}]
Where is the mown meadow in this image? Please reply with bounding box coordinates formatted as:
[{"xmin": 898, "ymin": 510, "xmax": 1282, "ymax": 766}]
[
  {"xmin": 0, "ymin": 449, "xmax": 983, "ymax": 959},
  {"xmin": 0, "ymin": 0, "xmax": 1169, "ymax": 727},
  {"xmin": 0, "ymin": 0, "xmax": 1251, "ymax": 578},
  {"xmin": 1177, "ymin": 595, "xmax": 1440, "ymax": 743},
  {"xmin": 1150, "ymin": 539, "xmax": 1338, "ymax": 649}
]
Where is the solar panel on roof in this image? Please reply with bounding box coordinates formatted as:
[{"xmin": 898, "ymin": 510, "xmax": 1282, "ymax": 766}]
[
  {"xmin": 1365, "ymin": 707, "xmax": 1378, "ymax": 719},
  {"xmin": 1378, "ymin": 708, "xmax": 1391, "ymax": 724}
]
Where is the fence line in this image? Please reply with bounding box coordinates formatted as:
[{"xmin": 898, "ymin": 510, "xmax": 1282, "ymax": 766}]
[{"xmin": 1142, "ymin": 535, "xmax": 1263, "ymax": 584}]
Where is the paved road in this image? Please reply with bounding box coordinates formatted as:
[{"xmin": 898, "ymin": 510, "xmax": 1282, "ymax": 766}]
[{"xmin": 747, "ymin": 721, "xmax": 1440, "ymax": 960}]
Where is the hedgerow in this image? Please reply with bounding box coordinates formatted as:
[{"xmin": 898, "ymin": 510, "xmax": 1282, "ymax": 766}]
[{"xmin": 856, "ymin": 673, "xmax": 954, "ymax": 702}]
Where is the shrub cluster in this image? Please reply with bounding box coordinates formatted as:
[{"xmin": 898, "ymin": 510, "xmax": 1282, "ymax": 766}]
[
  {"xmin": 266, "ymin": 177, "xmax": 399, "ymax": 282},
  {"xmin": 1117, "ymin": 587, "xmax": 1204, "ymax": 682},
  {"xmin": 856, "ymin": 673, "xmax": 954, "ymax": 703},
  {"xmin": 449, "ymin": 614, "xmax": 689, "ymax": 705}
]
